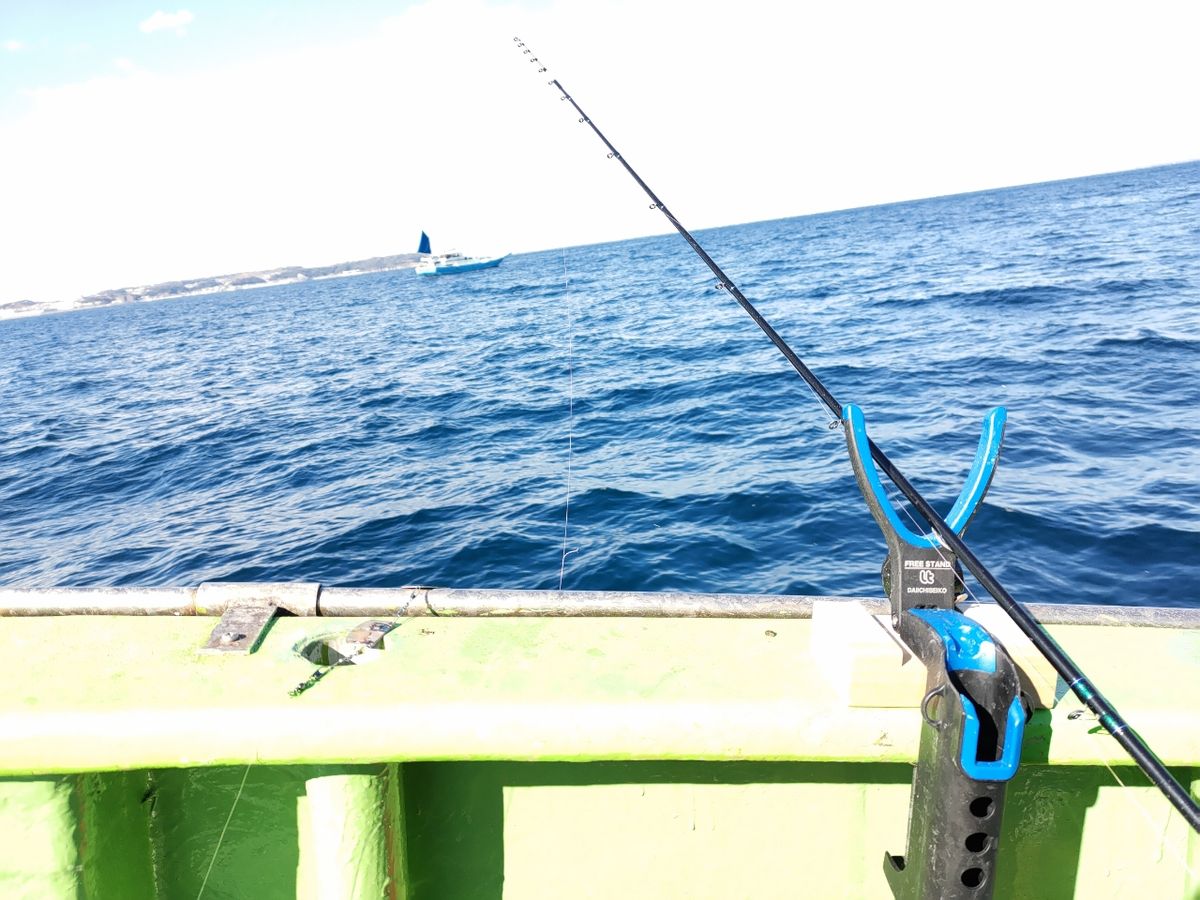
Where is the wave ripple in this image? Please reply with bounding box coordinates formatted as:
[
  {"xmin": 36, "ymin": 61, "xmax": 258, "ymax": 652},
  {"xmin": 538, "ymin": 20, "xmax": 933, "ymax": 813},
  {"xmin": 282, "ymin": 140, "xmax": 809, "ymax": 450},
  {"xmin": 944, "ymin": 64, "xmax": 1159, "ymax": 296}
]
[{"xmin": 1, "ymin": 162, "xmax": 1198, "ymax": 607}]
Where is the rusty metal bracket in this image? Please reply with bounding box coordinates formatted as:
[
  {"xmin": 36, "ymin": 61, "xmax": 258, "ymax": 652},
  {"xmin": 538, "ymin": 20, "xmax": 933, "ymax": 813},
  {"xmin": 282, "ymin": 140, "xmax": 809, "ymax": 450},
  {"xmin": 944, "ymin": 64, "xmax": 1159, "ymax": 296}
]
[
  {"xmin": 290, "ymin": 619, "xmax": 401, "ymax": 696},
  {"xmin": 343, "ymin": 619, "xmax": 398, "ymax": 651},
  {"xmin": 199, "ymin": 582, "xmax": 320, "ymax": 654},
  {"xmin": 201, "ymin": 602, "xmax": 279, "ymax": 654}
]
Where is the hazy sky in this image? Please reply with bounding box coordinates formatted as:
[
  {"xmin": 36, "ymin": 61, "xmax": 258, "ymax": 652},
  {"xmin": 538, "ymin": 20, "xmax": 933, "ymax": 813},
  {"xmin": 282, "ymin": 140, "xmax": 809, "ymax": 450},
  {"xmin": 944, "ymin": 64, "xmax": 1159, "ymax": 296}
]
[{"xmin": 2, "ymin": 1, "xmax": 1197, "ymax": 303}]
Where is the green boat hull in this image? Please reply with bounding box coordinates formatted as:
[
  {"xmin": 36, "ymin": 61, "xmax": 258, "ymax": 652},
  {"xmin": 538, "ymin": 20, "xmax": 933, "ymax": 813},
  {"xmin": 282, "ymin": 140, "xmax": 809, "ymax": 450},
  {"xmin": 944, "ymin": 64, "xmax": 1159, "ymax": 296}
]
[{"xmin": 0, "ymin": 591, "xmax": 1197, "ymax": 898}]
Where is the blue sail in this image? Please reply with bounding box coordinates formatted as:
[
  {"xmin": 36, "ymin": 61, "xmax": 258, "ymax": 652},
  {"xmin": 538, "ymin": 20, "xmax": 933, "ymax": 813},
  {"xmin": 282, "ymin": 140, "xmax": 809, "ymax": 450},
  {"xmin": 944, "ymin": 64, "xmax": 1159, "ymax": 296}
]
[{"xmin": 417, "ymin": 232, "xmax": 431, "ymax": 255}]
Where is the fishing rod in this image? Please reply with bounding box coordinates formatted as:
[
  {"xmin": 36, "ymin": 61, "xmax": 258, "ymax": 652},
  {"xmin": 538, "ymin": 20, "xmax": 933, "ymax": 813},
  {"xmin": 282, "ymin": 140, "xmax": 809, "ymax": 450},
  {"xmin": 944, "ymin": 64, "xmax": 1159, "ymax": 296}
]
[{"xmin": 513, "ymin": 38, "xmax": 1200, "ymax": 833}]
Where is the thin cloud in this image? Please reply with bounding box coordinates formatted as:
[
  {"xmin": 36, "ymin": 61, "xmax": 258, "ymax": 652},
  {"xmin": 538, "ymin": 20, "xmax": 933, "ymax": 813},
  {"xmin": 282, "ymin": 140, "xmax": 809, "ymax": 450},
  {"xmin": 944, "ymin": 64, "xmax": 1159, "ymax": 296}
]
[
  {"xmin": 3, "ymin": 39, "xmax": 24, "ymax": 52},
  {"xmin": 3, "ymin": 0, "xmax": 1198, "ymax": 305},
  {"xmin": 139, "ymin": 10, "xmax": 194, "ymax": 35}
]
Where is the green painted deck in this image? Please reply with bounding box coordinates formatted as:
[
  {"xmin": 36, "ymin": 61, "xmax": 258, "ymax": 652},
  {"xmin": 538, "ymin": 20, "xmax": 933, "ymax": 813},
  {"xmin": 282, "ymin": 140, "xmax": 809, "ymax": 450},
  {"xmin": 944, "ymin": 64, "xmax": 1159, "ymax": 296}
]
[{"xmin": 0, "ymin": 613, "xmax": 1197, "ymax": 897}]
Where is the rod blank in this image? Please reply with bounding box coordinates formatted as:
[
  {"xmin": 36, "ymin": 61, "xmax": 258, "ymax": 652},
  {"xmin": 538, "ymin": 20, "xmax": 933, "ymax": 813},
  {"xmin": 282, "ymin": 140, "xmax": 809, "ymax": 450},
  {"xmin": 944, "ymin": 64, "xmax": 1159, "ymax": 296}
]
[{"xmin": 525, "ymin": 44, "xmax": 1200, "ymax": 831}]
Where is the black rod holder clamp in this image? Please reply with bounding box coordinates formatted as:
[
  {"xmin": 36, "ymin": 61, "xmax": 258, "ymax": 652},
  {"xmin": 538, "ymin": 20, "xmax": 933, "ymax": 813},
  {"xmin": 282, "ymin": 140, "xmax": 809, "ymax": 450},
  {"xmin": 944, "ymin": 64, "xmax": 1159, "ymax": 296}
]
[{"xmin": 843, "ymin": 404, "xmax": 1027, "ymax": 900}]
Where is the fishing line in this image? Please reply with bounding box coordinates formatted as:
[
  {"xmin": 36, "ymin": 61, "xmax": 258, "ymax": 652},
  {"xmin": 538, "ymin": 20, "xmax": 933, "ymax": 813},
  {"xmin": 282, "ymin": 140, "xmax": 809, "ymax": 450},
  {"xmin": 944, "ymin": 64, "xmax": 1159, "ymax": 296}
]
[
  {"xmin": 1013, "ymin": 625, "xmax": 1198, "ymax": 881},
  {"xmin": 558, "ymin": 247, "xmax": 577, "ymax": 589},
  {"xmin": 196, "ymin": 762, "xmax": 252, "ymax": 900},
  {"xmin": 199, "ymin": 621, "xmax": 404, "ymax": 891},
  {"xmin": 1099, "ymin": 759, "xmax": 1198, "ymax": 880},
  {"xmin": 511, "ymin": 36, "xmax": 1200, "ymax": 831}
]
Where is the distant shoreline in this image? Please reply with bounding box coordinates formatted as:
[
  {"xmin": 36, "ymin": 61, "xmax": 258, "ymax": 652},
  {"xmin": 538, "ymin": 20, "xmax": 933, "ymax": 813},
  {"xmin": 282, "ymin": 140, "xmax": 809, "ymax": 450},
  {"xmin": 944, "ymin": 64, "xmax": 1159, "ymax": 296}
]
[{"xmin": 0, "ymin": 253, "xmax": 424, "ymax": 321}]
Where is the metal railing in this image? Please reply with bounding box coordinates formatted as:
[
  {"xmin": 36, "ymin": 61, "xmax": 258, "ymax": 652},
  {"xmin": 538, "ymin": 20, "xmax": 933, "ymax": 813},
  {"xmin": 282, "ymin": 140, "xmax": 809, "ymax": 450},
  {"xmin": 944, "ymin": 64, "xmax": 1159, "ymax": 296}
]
[{"xmin": 0, "ymin": 583, "xmax": 1196, "ymax": 627}]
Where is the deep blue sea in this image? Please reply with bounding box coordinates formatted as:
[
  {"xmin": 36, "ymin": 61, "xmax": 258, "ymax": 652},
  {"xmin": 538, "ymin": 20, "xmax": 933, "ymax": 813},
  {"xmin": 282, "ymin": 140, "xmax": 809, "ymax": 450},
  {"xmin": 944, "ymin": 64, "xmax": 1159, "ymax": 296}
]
[{"xmin": 1, "ymin": 162, "xmax": 1197, "ymax": 607}]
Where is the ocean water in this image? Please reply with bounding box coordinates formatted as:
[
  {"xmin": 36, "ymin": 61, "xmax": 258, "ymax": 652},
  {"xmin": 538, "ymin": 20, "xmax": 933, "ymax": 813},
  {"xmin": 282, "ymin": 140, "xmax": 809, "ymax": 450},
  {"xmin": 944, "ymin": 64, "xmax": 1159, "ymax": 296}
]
[{"xmin": 1, "ymin": 162, "xmax": 1197, "ymax": 607}]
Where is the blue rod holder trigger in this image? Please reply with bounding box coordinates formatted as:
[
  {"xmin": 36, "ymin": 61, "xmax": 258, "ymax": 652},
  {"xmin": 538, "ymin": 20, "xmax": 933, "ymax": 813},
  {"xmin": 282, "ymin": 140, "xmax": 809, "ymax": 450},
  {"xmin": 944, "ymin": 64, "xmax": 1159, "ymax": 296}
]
[
  {"xmin": 960, "ymin": 696, "xmax": 1026, "ymax": 782},
  {"xmin": 912, "ymin": 609, "xmax": 1025, "ymax": 783}
]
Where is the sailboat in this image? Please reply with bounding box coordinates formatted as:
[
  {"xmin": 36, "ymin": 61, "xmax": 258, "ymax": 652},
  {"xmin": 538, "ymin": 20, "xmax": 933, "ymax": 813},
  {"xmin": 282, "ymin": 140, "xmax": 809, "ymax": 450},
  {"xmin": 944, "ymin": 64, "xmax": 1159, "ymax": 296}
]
[{"xmin": 414, "ymin": 231, "xmax": 508, "ymax": 275}]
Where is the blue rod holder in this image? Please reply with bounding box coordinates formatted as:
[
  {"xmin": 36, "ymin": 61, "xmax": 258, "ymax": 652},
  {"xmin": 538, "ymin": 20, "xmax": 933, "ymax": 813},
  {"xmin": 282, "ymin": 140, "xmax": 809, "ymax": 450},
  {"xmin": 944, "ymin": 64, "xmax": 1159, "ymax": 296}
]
[{"xmin": 841, "ymin": 405, "xmax": 1027, "ymax": 900}]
